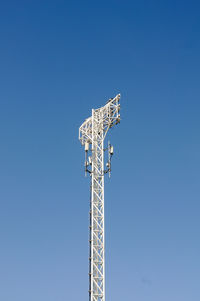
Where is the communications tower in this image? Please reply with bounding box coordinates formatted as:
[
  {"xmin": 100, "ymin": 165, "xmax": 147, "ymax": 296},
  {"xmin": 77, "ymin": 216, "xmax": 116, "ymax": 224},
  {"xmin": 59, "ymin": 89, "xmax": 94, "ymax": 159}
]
[{"xmin": 79, "ymin": 94, "xmax": 121, "ymax": 301}]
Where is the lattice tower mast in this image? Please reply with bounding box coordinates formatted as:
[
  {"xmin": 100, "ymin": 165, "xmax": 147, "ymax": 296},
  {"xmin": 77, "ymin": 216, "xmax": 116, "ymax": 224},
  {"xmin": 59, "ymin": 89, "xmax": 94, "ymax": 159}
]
[{"xmin": 79, "ymin": 94, "xmax": 121, "ymax": 301}]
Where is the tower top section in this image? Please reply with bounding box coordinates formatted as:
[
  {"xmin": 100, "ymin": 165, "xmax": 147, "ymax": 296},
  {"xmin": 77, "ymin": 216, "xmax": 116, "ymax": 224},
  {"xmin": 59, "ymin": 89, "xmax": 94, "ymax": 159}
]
[{"xmin": 79, "ymin": 94, "xmax": 121, "ymax": 146}]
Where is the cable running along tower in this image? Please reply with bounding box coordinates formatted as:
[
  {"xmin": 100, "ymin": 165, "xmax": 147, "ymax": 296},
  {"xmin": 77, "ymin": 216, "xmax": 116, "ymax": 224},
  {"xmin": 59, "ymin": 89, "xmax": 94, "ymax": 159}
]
[{"xmin": 79, "ymin": 94, "xmax": 121, "ymax": 301}]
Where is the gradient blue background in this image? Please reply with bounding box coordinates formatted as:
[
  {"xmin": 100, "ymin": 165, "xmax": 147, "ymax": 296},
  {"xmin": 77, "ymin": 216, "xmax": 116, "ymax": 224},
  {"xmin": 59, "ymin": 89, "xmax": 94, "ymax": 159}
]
[{"xmin": 0, "ymin": 1, "xmax": 200, "ymax": 300}]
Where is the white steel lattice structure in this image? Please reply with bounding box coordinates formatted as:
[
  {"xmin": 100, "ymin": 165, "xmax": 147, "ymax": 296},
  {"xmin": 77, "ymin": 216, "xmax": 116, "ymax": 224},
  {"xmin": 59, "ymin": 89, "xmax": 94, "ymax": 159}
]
[{"xmin": 79, "ymin": 94, "xmax": 121, "ymax": 301}]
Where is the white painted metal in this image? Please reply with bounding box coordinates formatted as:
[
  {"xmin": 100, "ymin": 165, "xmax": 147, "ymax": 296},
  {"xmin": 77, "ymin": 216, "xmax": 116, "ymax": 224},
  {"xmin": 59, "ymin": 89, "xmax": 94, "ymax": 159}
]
[{"xmin": 79, "ymin": 94, "xmax": 121, "ymax": 301}]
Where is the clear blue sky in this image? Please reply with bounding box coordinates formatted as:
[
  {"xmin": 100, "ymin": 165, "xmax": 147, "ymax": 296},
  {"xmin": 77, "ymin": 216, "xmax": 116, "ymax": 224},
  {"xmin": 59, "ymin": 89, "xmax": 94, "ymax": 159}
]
[{"xmin": 0, "ymin": 1, "xmax": 200, "ymax": 300}]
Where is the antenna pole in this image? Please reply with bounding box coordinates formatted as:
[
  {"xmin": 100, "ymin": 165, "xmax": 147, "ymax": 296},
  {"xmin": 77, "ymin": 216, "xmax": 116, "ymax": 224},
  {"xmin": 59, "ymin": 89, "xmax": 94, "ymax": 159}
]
[{"xmin": 79, "ymin": 94, "xmax": 121, "ymax": 301}]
